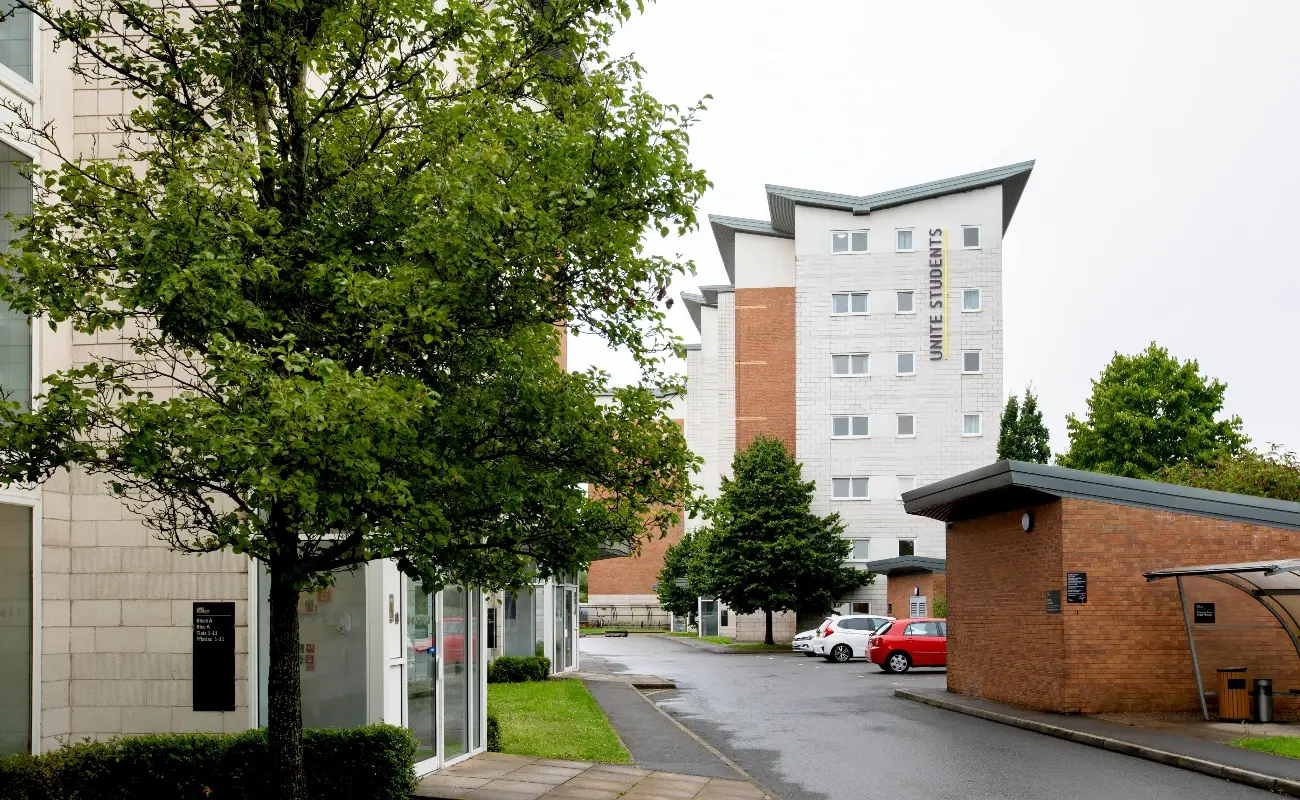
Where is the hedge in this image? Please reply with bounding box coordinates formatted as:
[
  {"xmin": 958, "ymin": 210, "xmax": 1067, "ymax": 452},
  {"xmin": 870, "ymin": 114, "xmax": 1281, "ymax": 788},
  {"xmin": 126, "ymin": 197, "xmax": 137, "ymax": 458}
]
[
  {"xmin": 0, "ymin": 724, "xmax": 416, "ymax": 800},
  {"xmin": 487, "ymin": 655, "xmax": 551, "ymax": 683},
  {"xmin": 486, "ymin": 712, "xmax": 502, "ymax": 753}
]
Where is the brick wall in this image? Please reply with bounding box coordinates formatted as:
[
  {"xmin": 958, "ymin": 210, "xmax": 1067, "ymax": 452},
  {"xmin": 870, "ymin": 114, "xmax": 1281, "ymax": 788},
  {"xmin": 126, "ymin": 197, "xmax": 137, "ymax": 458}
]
[
  {"xmin": 734, "ymin": 287, "xmax": 796, "ymax": 454},
  {"xmin": 587, "ymin": 507, "xmax": 684, "ymax": 598},
  {"xmin": 949, "ymin": 498, "xmax": 1300, "ymax": 716},
  {"xmin": 730, "ymin": 610, "xmax": 797, "ymax": 644},
  {"xmin": 885, "ymin": 573, "xmax": 947, "ymax": 619}
]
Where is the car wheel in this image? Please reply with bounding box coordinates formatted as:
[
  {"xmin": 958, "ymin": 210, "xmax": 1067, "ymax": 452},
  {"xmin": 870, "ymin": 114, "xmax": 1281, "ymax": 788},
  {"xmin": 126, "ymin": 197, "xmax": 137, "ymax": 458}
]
[
  {"xmin": 887, "ymin": 651, "xmax": 912, "ymax": 674},
  {"xmin": 830, "ymin": 644, "xmax": 853, "ymax": 663}
]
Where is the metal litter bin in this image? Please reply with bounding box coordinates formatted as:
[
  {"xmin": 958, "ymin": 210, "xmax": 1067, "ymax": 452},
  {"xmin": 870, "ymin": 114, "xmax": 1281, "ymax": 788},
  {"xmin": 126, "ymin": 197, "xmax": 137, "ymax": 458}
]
[
  {"xmin": 1254, "ymin": 678, "xmax": 1274, "ymax": 723},
  {"xmin": 1217, "ymin": 667, "xmax": 1250, "ymax": 721}
]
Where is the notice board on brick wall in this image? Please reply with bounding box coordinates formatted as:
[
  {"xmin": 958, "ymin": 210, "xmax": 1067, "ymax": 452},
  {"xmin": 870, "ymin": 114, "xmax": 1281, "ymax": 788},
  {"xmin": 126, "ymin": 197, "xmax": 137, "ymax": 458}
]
[{"xmin": 193, "ymin": 602, "xmax": 236, "ymax": 712}]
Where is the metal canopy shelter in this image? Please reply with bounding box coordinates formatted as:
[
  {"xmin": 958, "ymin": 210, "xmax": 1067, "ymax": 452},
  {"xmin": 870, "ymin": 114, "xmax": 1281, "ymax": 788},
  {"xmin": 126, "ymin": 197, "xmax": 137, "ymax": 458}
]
[{"xmin": 1144, "ymin": 559, "xmax": 1300, "ymax": 720}]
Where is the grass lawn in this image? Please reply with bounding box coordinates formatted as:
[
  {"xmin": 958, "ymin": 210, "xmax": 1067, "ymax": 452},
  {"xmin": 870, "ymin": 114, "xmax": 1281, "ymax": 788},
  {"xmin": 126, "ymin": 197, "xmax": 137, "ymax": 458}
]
[
  {"xmin": 578, "ymin": 628, "xmax": 666, "ymax": 636},
  {"xmin": 1232, "ymin": 736, "xmax": 1300, "ymax": 759},
  {"xmin": 488, "ymin": 680, "xmax": 631, "ymax": 764}
]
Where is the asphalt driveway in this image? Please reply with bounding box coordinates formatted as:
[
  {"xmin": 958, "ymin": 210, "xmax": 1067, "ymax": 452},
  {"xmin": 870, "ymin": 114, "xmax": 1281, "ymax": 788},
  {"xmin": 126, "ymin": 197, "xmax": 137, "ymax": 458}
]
[{"xmin": 580, "ymin": 634, "xmax": 1274, "ymax": 800}]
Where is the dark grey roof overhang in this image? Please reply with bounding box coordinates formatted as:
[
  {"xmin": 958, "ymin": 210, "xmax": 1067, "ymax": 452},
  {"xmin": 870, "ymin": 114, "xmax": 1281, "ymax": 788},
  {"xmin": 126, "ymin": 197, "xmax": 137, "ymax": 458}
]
[
  {"xmin": 707, "ymin": 215, "xmax": 793, "ymax": 285},
  {"xmin": 903, "ymin": 460, "xmax": 1300, "ymax": 531},
  {"xmin": 862, "ymin": 556, "xmax": 947, "ymax": 576}
]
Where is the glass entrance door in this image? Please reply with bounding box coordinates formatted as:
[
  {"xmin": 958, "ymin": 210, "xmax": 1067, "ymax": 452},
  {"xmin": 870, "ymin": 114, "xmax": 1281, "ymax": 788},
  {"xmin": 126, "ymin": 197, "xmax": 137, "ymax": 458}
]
[
  {"xmin": 441, "ymin": 585, "xmax": 471, "ymax": 762},
  {"xmin": 405, "ymin": 581, "xmax": 437, "ymax": 769}
]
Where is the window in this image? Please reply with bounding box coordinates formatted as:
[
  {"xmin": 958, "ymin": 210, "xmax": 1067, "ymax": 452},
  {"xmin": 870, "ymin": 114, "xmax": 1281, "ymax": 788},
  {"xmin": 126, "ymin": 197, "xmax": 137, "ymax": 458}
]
[
  {"xmin": 831, "ymin": 292, "xmax": 869, "ymax": 315},
  {"xmin": 962, "ymin": 225, "xmax": 981, "ymax": 249},
  {"xmin": 896, "ymin": 414, "xmax": 915, "ymax": 437},
  {"xmin": 721, "ymin": 609, "xmax": 729, "ymax": 626},
  {"xmin": 0, "ymin": 6, "xmax": 33, "ymax": 83},
  {"xmin": 832, "ymin": 415, "xmax": 870, "ymax": 438},
  {"xmin": 904, "ymin": 621, "xmax": 941, "ymax": 636},
  {"xmin": 832, "ymin": 477, "xmax": 870, "ymax": 500},
  {"xmin": 897, "ymin": 476, "xmax": 915, "ymax": 499},
  {"xmin": 963, "ymin": 413, "xmax": 982, "ymax": 436},
  {"xmin": 876, "ymin": 621, "xmax": 894, "ymax": 636},
  {"xmin": 832, "ymin": 353, "xmax": 869, "ymax": 376},
  {"xmin": 0, "ymin": 144, "xmax": 32, "ymax": 413},
  {"xmin": 898, "ymin": 539, "xmax": 916, "ymax": 557},
  {"xmin": 896, "ymin": 352, "xmax": 915, "ymax": 375},
  {"xmin": 963, "ymin": 288, "xmax": 981, "ymax": 311},
  {"xmin": 850, "ymin": 540, "xmax": 871, "ymax": 561},
  {"xmin": 896, "ymin": 229, "xmax": 914, "ymax": 252},
  {"xmin": 832, "ymin": 230, "xmax": 869, "ymax": 253},
  {"xmin": 896, "ymin": 291, "xmax": 914, "ymax": 313},
  {"xmin": 850, "ymin": 601, "xmax": 871, "ymax": 615},
  {"xmin": 963, "ymin": 351, "xmax": 982, "ymax": 374},
  {"xmin": 0, "ymin": 504, "xmax": 32, "ymax": 754}
]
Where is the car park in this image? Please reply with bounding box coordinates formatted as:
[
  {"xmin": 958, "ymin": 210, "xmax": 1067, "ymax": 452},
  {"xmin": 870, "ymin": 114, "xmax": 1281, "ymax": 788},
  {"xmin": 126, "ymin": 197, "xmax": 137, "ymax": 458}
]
[
  {"xmin": 814, "ymin": 614, "xmax": 892, "ymax": 662},
  {"xmin": 868, "ymin": 618, "xmax": 947, "ymax": 673}
]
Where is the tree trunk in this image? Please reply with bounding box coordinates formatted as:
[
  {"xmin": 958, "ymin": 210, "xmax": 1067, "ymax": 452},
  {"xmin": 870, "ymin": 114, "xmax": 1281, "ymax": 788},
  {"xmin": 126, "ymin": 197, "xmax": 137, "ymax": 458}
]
[
  {"xmin": 267, "ymin": 568, "xmax": 307, "ymax": 800},
  {"xmin": 764, "ymin": 608, "xmax": 774, "ymax": 646}
]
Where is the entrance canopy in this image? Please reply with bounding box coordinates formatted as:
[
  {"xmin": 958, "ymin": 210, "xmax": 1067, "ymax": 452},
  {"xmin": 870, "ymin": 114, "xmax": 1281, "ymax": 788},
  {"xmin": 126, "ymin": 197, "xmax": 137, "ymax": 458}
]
[{"xmin": 1145, "ymin": 559, "xmax": 1300, "ymax": 719}]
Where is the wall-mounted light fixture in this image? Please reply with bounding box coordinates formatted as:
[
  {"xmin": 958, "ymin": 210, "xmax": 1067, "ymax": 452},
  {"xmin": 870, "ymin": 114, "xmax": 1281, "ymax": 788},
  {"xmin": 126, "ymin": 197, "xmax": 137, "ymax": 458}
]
[{"xmin": 1021, "ymin": 511, "xmax": 1034, "ymax": 532}]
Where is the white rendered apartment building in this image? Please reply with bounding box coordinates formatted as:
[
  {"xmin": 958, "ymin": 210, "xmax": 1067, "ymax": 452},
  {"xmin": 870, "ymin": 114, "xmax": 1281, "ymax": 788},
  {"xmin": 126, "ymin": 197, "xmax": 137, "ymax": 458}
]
[{"xmin": 683, "ymin": 162, "xmax": 1034, "ymax": 626}]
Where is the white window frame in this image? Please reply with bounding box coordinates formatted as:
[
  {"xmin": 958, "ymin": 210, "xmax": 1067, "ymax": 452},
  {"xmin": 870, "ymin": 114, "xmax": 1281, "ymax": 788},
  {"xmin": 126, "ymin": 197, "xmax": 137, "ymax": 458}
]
[
  {"xmin": 896, "ymin": 414, "xmax": 916, "ymax": 438},
  {"xmin": 831, "ymin": 415, "xmax": 870, "ymax": 439},
  {"xmin": 831, "ymin": 229, "xmax": 870, "ymax": 254},
  {"xmin": 962, "ymin": 288, "xmax": 982, "ymax": 312},
  {"xmin": 963, "ymin": 413, "xmax": 983, "ymax": 437},
  {"xmin": 832, "ymin": 476, "xmax": 871, "ymax": 501},
  {"xmin": 896, "ymin": 476, "xmax": 916, "ymax": 500},
  {"xmin": 830, "ymin": 292, "xmax": 870, "ymax": 316},
  {"xmin": 961, "ymin": 225, "xmax": 982, "ymax": 249},
  {"xmin": 962, "ymin": 350, "xmax": 982, "ymax": 375},
  {"xmin": 895, "ymin": 290, "xmax": 915, "ymax": 315},
  {"xmin": 895, "ymin": 352, "xmax": 917, "ymax": 376},
  {"xmin": 832, "ymin": 353, "xmax": 870, "ymax": 377},
  {"xmin": 848, "ymin": 539, "xmax": 872, "ymax": 562},
  {"xmin": 895, "ymin": 228, "xmax": 915, "ymax": 252}
]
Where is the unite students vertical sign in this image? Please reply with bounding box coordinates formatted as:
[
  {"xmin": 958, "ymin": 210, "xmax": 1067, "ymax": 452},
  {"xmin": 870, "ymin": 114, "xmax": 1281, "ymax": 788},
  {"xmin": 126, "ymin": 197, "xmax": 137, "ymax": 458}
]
[{"xmin": 927, "ymin": 229, "xmax": 947, "ymax": 360}]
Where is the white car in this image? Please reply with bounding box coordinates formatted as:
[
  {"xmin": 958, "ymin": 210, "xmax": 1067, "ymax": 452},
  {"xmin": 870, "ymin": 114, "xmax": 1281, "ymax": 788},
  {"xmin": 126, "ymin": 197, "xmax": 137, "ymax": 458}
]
[
  {"xmin": 812, "ymin": 614, "xmax": 892, "ymax": 663},
  {"xmin": 793, "ymin": 614, "xmax": 841, "ymax": 656}
]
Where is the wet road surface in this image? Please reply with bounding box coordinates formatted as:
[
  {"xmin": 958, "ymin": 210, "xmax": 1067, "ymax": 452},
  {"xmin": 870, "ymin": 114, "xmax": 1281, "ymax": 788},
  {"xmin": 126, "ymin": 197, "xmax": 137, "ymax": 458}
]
[{"xmin": 580, "ymin": 634, "xmax": 1273, "ymax": 800}]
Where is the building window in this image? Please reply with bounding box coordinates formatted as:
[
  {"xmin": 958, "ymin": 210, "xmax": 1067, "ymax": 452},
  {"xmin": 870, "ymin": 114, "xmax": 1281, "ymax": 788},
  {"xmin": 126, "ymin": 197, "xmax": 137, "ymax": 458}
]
[
  {"xmin": 0, "ymin": 144, "xmax": 32, "ymax": 412},
  {"xmin": 963, "ymin": 288, "xmax": 981, "ymax": 312},
  {"xmin": 899, "ymin": 539, "xmax": 916, "ymax": 557},
  {"xmin": 832, "ymin": 353, "xmax": 869, "ymax": 376},
  {"xmin": 831, "ymin": 292, "xmax": 869, "ymax": 315},
  {"xmin": 896, "ymin": 229, "xmax": 914, "ymax": 252},
  {"xmin": 720, "ymin": 609, "xmax": 729, "ymax": 626},
  {"xmin": 963, "ymin": 413, "xmax": 982, "ymax": 436},
  {"xmin": 896, "ymin": 414, "xmax": 915, "ymax": 437},
  {"xmin": 896, "ymin": 291, "xmax": 914, "ymax": 314},
  {"xmin": 850, "ymin": 540, "xmax": 871, "ymax": 561},
  {"xmin": 832, "ymin": 415, "xmax": 870, "ymax": 438},
  {"xmin": 850, "ymin": 601, "xmax": 871, "ymax": 614},
  {"xmin": 962, "ymin": 225, "xmax": 981, "ymax": 249},
  {"xmin": 962, "ymin": 351, "xmax": 982, "ymax": 374},
  {"xmin": 897, "ymin": 476, "xmax": 915, "ymax": 499},
  {"xmin": 896, "ymin": 352, "xmax": 915, "ymax": 376},
  {"xmin": 0, "ymin": 7, "xmax": 33, "ymax": 83},
  {"xmin": 0, "ymin": 504, "xmax": 32, "ymax": 755},
  {"xmin": 832, "ymin": 477, "xmax": 870, "ymax": 500},
  {"xmin": 832, "ymin": 230, "xmax": 869, "ymax": 253}
]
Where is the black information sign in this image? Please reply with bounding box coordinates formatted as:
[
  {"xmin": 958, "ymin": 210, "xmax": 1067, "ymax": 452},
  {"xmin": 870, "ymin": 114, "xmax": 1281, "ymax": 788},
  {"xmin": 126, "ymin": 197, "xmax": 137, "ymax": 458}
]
[
  {"xmin": 1066, "ymin": 572, "xmax": 1088, "ymax": 604},
  {"xmin": 193, "ymin": 602, "xmax": 235, "ymax": 712},
  {"xmin": 1194, "ymin": 602, "xmax": 1216, "ymax": 624},
  {"xmin": 1046, "ymin": 590, "xmax": 1062, "ymax": 614}
]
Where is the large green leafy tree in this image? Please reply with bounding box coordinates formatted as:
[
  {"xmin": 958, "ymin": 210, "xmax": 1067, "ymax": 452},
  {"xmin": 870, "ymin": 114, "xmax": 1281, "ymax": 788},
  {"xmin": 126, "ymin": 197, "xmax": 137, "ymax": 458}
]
[
  {"xmin": 693, "ymin": 436, "xmax": 871, "ymax": 645},
  {"xmin": 0, "ymin": 1, "xmax": 705, "ymax": 797},
  {"xmin": 1057, "ymin": 343, "xmax": 1247, "ymax": 478},
  {"xmin": 655, "ymin": 531, "xmax": 698, "ymax": 620},
  {"xmin": 997, "ymin": 385, "xmax": 1051, "ymax": 463},
  {"xmin": 1160, "ymin": 445, "xmax": 1300, "ymax": 502}
]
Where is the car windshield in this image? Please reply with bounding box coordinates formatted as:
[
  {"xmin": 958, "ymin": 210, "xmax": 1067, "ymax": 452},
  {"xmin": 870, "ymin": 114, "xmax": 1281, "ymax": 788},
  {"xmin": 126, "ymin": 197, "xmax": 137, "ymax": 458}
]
[{"xmin": 874, "ymin": 621, "xmax": 893, "ymax": 636}]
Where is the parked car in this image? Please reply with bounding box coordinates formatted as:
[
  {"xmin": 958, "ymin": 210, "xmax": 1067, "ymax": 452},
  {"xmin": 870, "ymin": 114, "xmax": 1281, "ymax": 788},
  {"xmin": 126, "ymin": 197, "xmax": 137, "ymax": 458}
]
[
  {"xmin": 814, "ymin": 614, "xmax": 892, "ymax": 662},
  {"xmin": 868, "ymin": 618, "xmax": 947, "ymax": 673},
  {"xmin": 792, "ymin": 625, "xmax": 824, "ymax": 656}
]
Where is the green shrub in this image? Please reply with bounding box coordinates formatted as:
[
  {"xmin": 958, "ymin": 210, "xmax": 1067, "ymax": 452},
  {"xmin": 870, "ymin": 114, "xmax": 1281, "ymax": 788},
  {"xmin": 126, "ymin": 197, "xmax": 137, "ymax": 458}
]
[
  {"xmin": 932, "ymin": 596, "xmax": 948, "ymax": 618},
  {"xmin": 0, "ymin": 724, "xmax": 416, "ymax": 800},
  {"xmin": 487, "ymin": 655, "xmax": 551, "ymax": 683},
  {"xmin": 486, "ymin": 712, "xmax": 502, "ymax": 753}
]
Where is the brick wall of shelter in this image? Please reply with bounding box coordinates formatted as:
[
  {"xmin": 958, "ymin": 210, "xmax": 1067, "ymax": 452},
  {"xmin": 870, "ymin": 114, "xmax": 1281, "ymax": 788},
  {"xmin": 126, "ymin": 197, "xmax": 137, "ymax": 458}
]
[
  {"xmin": 730, "ymin": 610, "xmax": 797, "ymax": 643},
  {"xmin": 948, "ymin": 497, "xmax": 1300, "ymax": 716},
  {"xmin": 734, "ymin": 287, "xmax": 795, "ymax": 455},
  {"xmin": 885, "ymin": 573, "xmax": 946, "ymax": 619},
  {"xmin": 587, "ymin": 508, "xmax": 684, "ymax": 598}
]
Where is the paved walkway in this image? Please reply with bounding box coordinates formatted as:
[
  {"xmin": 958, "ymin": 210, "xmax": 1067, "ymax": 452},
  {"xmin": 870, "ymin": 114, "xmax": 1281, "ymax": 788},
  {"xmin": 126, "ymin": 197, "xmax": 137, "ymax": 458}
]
[
  {"xmin": 898, "ymin": 688, "xmax": 1300, "ymax": 797},
  {"xmin": 413, "ymin": 752, "xmax": 771, "ymax": 800}
]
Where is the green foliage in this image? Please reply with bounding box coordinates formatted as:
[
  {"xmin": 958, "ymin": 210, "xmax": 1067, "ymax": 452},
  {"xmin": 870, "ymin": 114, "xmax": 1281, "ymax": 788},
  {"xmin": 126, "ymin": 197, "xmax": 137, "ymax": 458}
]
[
  {"xmin": 487, "ymin": 681, "xmax": 631, "ymax": 764},
  {"xmin": 0, "ymin": 726, "xmax": 416, "ymax": 800},
  {"xmin": 1058, "ymin": 343, "xmax": 1247, "ymax": 478},
  {"xmin": 487, "ymin": 655, "xmax": 552, "ymax": 683},
  {"xmin": 931, "ymin": 596, "xmax": 948, "ymax": 619},
  {"xmin": 1159, "ymin": 445, "xmax": 1300, "ymax": 502},
  {"xmin": 691, "ymin": 437, "xmax": 872, "ymax": 640},
  {"xmin": 486, "ymin": 712, "xmax": 503, "ymax": 753},
  {"xmin": 997, "ymin": 386, "xmax": 1051, "ymax": 463},
  {"xmin": 655, "ymin": 531, "xmax": 700, "ymax": 618},
  {"xmin": 1231, "ymin": 736, "xmax": 1300, "ymax": 760}
]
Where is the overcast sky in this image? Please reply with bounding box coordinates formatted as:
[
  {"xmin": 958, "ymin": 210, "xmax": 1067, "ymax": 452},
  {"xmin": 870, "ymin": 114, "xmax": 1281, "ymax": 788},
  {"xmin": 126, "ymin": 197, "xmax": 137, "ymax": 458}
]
[{"xmin": 568, "ymin": 0, "xmax": 1300, "ymax": 455}]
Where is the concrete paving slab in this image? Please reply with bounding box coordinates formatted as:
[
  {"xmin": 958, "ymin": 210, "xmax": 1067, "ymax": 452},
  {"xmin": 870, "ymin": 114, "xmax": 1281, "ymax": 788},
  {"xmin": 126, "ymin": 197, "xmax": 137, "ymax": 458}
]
[{"xmin": 582, "ymin": 679, "xmax": 737, "ymax": 779}]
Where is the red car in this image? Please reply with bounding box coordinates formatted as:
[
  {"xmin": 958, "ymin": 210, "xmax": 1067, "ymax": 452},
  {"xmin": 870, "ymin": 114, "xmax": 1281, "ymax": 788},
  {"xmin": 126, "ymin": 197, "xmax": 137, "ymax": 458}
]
[{"xmin": 867, "ymin": 618, "xmax": 947, "ymax": 673}]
